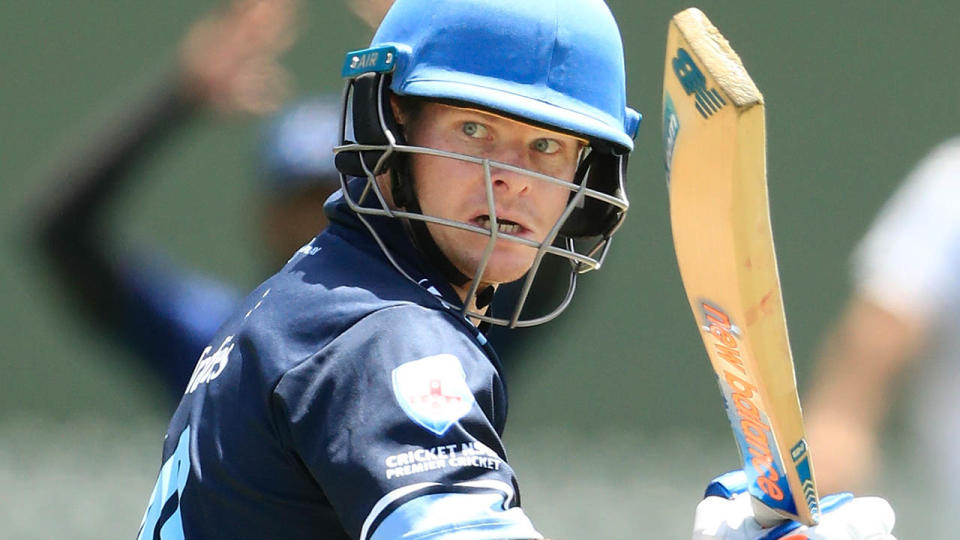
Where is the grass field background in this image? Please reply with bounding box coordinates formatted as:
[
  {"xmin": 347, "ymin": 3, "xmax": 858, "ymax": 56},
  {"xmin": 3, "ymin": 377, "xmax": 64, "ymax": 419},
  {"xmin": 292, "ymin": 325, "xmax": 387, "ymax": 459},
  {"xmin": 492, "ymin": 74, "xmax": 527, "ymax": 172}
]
[
  {"xmin": 0, "ymin": 416, "xmax": 941, "ymax": 538},
  {"xmin": 2, "ymin": 1, "xmax": 957, "ymax": 537}
]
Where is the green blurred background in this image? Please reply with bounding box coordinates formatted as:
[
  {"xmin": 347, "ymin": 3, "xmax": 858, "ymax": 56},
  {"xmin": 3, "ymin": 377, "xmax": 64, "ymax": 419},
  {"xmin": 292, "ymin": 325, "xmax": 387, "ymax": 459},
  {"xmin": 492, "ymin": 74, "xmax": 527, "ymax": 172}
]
[{"xmin": 2, "ymin": 1, "xmax": 954, "ymax": 537}]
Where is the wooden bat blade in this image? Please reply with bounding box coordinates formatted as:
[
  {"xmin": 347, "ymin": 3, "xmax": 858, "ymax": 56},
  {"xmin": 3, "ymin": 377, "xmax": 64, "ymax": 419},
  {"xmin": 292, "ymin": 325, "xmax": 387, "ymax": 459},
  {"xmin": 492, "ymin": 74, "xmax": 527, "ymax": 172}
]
[{"xmin": 662, "ymin": 7, "xmax": 820, "ymax": 526}]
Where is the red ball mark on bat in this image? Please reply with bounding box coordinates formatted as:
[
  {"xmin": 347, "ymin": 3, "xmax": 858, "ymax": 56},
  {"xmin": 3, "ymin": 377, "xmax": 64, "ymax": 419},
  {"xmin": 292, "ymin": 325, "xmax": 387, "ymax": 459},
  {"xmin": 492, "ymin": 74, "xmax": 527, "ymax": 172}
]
[{"xmin": 745, "ymin": 289, "xmax": 777, "ymax": 326}]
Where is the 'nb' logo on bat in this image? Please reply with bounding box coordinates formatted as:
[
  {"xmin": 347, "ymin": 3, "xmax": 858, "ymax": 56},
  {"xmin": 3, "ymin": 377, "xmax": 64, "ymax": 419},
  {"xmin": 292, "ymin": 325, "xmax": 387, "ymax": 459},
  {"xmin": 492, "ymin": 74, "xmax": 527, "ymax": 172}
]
[{"xmin": 672, "ymin": 48, "xmax": 727, "ymax": 119}]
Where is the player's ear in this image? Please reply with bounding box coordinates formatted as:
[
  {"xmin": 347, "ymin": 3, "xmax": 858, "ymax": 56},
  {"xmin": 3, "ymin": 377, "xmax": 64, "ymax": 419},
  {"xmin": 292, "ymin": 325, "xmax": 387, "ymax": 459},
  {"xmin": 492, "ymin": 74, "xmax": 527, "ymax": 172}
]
[
  {"xmin": 388, "ymin": 93, "xmax": 414, "ymax": 142},
  {"xmin": 389, "ymin": 93, "xmax": 406, "ymax": 126}
]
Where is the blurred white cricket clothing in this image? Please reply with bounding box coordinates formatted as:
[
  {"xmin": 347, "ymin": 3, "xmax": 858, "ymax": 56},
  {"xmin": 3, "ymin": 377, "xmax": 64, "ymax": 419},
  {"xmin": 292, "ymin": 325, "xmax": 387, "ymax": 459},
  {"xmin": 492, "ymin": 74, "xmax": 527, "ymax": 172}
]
[
  {"xmin": 854, "ymin": 136, "xmax": 960, "ymax": 323},
  {"xmin": 851, "ymin": 136, "xmax": 960, "ymax": 536}
]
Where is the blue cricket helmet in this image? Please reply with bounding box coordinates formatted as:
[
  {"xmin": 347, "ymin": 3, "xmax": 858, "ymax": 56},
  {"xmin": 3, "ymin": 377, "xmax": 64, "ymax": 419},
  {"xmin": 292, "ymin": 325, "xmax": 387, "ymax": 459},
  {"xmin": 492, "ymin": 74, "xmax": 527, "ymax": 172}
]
[
  {"xmin": 370, "ymin": 0, "xmax": 640, "ymax": 152},
  {"xmin": 334, "ymin": 0, "xmax": 640, "ymax": 328},
  {"xmin": 260, "ymin": 96, "xmax": 342, "ymax": 193}
]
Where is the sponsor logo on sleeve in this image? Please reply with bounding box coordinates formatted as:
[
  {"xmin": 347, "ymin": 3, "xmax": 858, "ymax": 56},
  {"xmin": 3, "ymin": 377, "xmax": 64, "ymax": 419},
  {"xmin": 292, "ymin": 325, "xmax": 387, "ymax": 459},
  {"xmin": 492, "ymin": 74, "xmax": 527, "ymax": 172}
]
[
  {"xmin": 391, "ymin": 354, "xmax": 476, "ymax": 436},
  {"xmin": 383, "ymin": 441, "xmax": 503, "ymax": 480},
  {"xmin": 185, "ymin": 335, "xmax": 235, "ymax": 394}
]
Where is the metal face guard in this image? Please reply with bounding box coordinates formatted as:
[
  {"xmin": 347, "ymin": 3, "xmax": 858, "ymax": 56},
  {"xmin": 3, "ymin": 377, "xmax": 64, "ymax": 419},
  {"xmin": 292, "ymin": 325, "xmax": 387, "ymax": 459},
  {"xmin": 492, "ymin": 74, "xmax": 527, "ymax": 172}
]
[{"xmin": 334, "ymin": 78, "xmax": 628, "ymax": 327}]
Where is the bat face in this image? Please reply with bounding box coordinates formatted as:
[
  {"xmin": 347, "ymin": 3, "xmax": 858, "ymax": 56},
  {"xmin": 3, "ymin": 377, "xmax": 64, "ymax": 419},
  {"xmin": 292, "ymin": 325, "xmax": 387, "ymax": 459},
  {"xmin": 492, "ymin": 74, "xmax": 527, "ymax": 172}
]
[{"xmin": 662, "ymin": 8, "xmax": 820, "ymax": 526}]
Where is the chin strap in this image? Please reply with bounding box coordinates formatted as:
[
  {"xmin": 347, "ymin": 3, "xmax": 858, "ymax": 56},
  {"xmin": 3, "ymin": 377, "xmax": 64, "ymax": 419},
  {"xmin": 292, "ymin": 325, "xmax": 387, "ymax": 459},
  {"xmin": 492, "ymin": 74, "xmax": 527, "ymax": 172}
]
[{"xmin": 475, "ymin": 285, "xmax": 495, "ymax": 310}]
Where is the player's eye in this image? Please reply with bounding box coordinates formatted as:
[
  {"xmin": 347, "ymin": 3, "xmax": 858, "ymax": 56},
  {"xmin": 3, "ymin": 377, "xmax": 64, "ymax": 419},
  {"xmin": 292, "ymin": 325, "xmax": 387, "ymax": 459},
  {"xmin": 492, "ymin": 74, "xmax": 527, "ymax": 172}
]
[
  {"xmin": 461, "ymin": 121, "xmax": 489, "ymax": 139},
  {"xmin": 532, "ymin": 138, "xmax": 561, "ymax": 154}
]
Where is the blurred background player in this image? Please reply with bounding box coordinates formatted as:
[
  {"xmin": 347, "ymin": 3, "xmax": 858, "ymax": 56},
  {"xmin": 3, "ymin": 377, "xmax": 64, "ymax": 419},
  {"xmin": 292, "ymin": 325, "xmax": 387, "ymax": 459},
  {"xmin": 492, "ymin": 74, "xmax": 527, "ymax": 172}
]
[
  {"xmin": 27, "ymin": 0, "xmax": 545, "ymax": 404},
  {"xmin": 803, "ymin": 136, "xmax": 960, "ymax": 533},
  {"xmin": 29, "ymin": 0, "xmax": 344, "ymax": 400},
  {"xmin": 345, "ymin": 0, "xmax": 394, "ymax": 29}
]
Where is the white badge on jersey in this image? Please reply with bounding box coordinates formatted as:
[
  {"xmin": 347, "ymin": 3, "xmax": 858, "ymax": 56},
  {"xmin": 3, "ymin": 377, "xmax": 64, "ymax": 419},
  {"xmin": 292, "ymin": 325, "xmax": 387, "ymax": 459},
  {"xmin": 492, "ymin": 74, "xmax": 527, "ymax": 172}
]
[{"xmin": 391, "ymin": 354, "xmax": 476, "ymax": 436}]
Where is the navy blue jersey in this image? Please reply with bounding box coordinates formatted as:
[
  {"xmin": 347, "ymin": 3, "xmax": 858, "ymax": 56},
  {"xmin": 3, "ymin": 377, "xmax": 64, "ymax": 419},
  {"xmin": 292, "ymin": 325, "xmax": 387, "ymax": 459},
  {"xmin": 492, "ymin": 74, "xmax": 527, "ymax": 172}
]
[{"xmin": 138, "ymin": 180, "xmax": 542, "ymax": 539}]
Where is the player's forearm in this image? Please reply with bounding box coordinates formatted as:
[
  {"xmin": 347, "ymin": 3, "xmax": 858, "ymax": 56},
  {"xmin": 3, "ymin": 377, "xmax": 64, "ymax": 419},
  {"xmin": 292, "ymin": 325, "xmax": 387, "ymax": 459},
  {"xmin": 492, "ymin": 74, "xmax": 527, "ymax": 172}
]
[
  {"xmin": 32, "ymin": 72, "xmax": 199, "ymax": 248},
  {"xmin": 27, "ymin": 71, "xmax": 200, "ymax": 323},
  {"xmin": 807, "ymin": 295, "xmax": 926, "ymax": 425},
  {"xmin": 803, "ymin": 294, "xmax": 927, "ymax": 492}
]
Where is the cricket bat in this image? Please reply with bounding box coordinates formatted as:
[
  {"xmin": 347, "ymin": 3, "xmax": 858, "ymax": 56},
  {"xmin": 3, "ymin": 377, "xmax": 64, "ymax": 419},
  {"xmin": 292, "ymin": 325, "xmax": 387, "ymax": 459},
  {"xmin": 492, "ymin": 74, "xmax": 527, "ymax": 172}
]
[{"xmin": 662, "ymin": 8, "xmax": 821, "ymax": 526}]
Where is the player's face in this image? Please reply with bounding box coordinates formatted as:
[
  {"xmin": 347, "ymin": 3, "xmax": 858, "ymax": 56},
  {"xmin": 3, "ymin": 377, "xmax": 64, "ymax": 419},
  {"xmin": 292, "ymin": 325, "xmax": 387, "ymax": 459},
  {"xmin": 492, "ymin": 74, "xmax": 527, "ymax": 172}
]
[{"xmin": 400, "ymin": 102, "xmax": 582, "ymax": 289}]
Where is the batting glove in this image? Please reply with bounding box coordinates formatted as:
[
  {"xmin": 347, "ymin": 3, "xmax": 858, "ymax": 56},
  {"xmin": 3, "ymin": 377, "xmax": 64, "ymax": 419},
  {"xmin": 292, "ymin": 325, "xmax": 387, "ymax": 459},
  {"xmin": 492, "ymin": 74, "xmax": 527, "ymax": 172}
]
[{"xmin": 692, "ymin": 471, "xmax": 895, "ymax": 540}]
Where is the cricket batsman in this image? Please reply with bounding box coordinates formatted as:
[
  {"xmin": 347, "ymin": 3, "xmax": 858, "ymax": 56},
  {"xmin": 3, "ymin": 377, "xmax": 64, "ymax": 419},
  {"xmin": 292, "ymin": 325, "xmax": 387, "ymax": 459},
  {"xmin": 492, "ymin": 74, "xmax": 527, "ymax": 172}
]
[{"xmin": 137, "ymin": 1, "xmax": 896, "ymax": 538}]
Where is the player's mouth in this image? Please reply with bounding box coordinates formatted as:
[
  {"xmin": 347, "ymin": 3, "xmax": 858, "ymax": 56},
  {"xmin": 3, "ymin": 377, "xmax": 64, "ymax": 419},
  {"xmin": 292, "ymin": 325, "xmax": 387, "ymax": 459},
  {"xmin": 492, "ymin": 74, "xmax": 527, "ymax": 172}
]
[{"xmin": 473, "ymin": 215, "xmax": 526, "ymax": 236}]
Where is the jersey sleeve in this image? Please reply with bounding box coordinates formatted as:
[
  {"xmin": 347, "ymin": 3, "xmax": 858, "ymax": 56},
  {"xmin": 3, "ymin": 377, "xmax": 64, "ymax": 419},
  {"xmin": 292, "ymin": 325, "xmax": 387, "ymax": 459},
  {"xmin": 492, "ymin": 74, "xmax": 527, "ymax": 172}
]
[
  {"xmin": 852, "ymin": 137, "xmax": 960, "ymax": 322},
  {"xmin": 119, "ymin": 249, "xmax": 239, "ymax": 394},
  {"xmin": 271, "ymin": 304, "xmax": 542, "ymax": 540}
]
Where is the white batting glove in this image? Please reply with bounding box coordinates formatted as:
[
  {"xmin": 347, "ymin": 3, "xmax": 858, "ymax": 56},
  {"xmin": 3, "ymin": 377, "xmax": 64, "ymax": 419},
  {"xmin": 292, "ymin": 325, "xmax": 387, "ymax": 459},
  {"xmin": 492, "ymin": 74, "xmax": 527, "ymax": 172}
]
[{"xmin": 692, "ymin": 472, "xmax": 895, "ymax": 540}]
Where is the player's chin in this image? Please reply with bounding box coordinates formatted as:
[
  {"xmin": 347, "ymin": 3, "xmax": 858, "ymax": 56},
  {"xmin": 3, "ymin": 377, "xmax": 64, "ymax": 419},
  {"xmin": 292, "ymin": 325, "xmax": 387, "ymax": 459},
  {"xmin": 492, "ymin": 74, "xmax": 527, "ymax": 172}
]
[
  {"xmin": 447, "ymin": 231, "xmax": 539, "ymax": 284},
  {"xmin": 476, "ymin": 246, "xmax": 538, "ymax": 284}
]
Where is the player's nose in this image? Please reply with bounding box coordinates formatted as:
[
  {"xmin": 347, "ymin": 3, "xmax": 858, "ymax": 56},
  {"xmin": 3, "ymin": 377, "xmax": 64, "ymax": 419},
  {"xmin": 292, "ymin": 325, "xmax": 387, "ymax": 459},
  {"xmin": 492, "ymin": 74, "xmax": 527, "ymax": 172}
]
[{"xmin": 487, "ymin": 146, "xmax": 534, "ymax": 195}]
